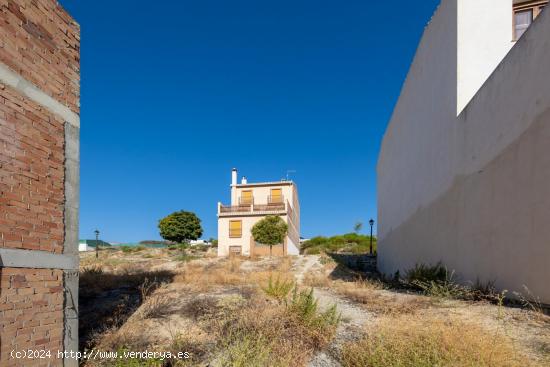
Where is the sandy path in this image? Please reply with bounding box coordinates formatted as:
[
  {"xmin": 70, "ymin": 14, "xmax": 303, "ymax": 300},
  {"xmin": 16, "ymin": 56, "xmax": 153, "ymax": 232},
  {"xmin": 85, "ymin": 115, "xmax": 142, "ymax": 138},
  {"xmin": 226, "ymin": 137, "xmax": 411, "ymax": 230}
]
[{"xmin": 292, "ymin": 256, "xmax": 373, "ymax": 367}]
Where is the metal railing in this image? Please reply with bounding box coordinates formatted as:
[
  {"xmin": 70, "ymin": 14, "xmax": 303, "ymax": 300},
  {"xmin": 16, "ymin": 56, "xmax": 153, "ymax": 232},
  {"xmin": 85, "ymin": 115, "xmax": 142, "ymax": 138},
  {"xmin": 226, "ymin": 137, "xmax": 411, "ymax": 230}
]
[
  {"xmin": 238, "ymin": 196, "xmax": 254, "ymax": 205},
  {"xmin": 268, "ymin": 195, "xmax": 284, "ymax": 204},
  {"xmin": 220, "ymin": 201, "xmax": 286, "ymax": 214},
  {"xmin": 220, "ymin": 205, "xmax": 251, "ymax": 213}
]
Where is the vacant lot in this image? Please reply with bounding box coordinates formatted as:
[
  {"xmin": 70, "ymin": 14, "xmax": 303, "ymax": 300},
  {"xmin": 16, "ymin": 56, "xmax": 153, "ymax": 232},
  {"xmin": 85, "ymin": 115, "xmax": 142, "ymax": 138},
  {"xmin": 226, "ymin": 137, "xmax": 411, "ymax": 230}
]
[{"xmin": 79, "ymin": 248, "xmax": 550, "ymax": 366}]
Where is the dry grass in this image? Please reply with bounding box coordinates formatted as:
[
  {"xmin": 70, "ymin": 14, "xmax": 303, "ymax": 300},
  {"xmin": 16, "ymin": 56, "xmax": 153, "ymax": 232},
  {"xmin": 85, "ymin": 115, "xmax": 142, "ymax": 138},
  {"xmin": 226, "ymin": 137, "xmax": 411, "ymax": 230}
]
[
  {"xmin": 139, "ymin": 293, "xmax": 173, "ymax": 319},
  {"xmin": 215, "ymin": 295, "xmax": 338, "ymax": 367},
  {"xmin": 332, "ymin": 278, "xmax": 436, "ymax": 315},
  {"xmin": 173, "ymin": 256, "xmax": 294, "ymax": 293},
  {"xmin": 341, "ymin": 315, "xmax": 541, "ymax": 367}
]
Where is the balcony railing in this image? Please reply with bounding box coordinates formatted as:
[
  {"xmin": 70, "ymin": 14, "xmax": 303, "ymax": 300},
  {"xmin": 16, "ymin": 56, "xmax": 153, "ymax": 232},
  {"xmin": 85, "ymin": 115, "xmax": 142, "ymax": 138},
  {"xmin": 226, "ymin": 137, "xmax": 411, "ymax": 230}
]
[
  {"xmin": 238, "ymin": 196, "xmax": 254, "ymax": 205},
  {"xmin": 220, "ymin": 205, "xmax": 251, "ymax": 213},
  {"xmin": 268, "ymin": 195, "xmax": 284, "ymax": 204},
  {"xmin": 219, "ymin": 201, "xmax": 286, "ymax": 214}
]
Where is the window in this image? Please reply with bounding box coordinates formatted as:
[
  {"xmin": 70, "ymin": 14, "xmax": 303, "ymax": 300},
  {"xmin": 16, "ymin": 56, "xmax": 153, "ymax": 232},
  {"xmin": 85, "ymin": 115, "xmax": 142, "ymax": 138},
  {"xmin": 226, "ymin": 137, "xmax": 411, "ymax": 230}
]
[
  {"xmin": 514, "ymin": 9, "xmax": 533, "ymax": 39},
  {"xmin": 514, "ymin": 1, "xmax": 548, "ymax": 40},
  {"xmin": 229, "ymin": 220, "xmax": 242, "ymax": 238},
  {"xmin": 270, "ymin": 188, "xmax": 283, "ymax": 203},
  {"xmin": 240, "ymin": 190, "xmax": 253, "ymax": 205}
]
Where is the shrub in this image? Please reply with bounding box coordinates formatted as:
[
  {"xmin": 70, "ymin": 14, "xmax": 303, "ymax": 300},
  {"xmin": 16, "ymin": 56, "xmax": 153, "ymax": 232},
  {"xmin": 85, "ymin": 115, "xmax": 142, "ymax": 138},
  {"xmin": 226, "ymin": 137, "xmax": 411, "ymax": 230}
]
[
  {"xmin": 262, "ymin": 276, "xmax": 294, "ymax": 303},
  {"xmin": 301, "ymin": 233, "xmax": 377, "ymax": 254},
  {"xmin": 120, "ymin": 245, "xmax": 145, "ymax": 253},
  {"xmin": 405, "ymin": 262, "xmax": 447, "ymax": 283},
  {"xmin": 140, "ymin": 294, "xmax": 172, "ymax": 319},
  {"xmin": 219, "ymin": 331, "xmax": 274, "ymax": 367},
  {"xmin": 288, "ymin": 287, "xmax": 340, "ymax": 335},
  {"xmin": 192, "ymin": 244, "xmax": 209, "ymax": 252}
]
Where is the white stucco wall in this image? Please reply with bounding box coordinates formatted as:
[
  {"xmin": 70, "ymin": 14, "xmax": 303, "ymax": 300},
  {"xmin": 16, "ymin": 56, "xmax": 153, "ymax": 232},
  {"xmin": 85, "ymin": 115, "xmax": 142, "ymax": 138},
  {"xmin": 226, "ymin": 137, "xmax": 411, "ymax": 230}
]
[
  {"xmin": 378, "ymin": 0, "xmax": 458, "ymax": 241},
  {"xmin": 378, "ymin": 1, "xmax": 550, "ymax": 303},
  {"xmin": 457, "ymin": 0, "xmax": 514, "ymax": 114}
]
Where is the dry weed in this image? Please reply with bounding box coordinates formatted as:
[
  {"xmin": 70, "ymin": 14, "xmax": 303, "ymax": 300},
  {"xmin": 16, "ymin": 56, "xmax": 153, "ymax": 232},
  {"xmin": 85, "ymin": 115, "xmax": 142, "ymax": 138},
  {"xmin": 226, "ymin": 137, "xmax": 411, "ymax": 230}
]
[
  {"xmin": 215, "ymin": 296, "xmax": 334, "ymax": 367},
  {"xmin": 140, "ymin": 294, "xmax": 173, "ymax": 319},
  {"xmin": 341, "ymin": 315, "xmax": 540, "ymax": 367}
]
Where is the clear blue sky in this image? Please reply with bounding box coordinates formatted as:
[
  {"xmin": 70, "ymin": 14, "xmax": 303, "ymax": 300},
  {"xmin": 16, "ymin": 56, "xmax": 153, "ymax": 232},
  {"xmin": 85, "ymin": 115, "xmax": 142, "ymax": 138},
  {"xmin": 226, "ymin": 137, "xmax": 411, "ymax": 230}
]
[{"xmin": 61, "ymin": 0, "xmax": 439, "ymax": 242}]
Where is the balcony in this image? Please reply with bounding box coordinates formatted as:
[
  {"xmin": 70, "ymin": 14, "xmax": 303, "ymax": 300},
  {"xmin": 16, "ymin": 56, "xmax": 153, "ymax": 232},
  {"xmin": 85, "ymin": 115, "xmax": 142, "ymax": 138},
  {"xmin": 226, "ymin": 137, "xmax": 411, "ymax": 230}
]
[{"xmin": 218, "ymin": 197, "xmax": 287, "ymax": 216}]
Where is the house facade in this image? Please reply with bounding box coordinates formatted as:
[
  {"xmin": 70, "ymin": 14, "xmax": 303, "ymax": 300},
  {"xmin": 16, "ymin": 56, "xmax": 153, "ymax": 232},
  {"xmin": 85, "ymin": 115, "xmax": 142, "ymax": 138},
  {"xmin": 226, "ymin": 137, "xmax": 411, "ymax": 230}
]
[
  {"xmin": 217, "ymin": 169, "xmax": 300, "ymax": 256},
  {"xmin": 378, "ymin": 0, "xmax": 550, "ymax": 303}
]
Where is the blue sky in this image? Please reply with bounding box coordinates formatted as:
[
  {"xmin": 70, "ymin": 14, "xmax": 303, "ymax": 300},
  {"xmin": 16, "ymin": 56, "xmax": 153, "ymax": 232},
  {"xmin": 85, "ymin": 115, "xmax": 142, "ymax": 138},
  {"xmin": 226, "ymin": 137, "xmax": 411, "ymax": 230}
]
[{"xmin": 61, "ymin": 0, "xmax": 439, "ymax": 242}]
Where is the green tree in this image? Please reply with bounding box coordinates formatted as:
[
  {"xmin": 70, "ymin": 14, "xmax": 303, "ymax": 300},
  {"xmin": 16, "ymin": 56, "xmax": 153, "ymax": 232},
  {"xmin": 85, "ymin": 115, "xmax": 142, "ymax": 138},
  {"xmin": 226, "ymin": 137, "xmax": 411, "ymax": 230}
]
[
  {"xmin": 158, "ymin": 211, "xmax": 203, "ymax": 254},
  {"xmin": 251, "ymin": 215, "xmax": 288, "ymax": 257}
]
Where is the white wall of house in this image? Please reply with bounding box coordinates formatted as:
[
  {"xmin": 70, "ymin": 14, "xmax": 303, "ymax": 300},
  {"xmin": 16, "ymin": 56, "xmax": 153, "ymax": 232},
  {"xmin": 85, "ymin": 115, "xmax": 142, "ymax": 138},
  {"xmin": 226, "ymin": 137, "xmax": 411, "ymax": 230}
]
[
  {"xmin": 457, "ymin": 0, "xmax": 514, "ymax": 113},
  {"xmin": 78, "ymin": 243, "xmax": 93, "ymax": 252},
  {"xmin": 217, "ymin": 214, "xmax": 299, "ymax": 256},
  {"xmin": 378, "ymin": 0, "xmax": 550, "ymax": 303},
  {"xmin": 218, "ymin": 171, "xmax": 300, "ymax": 257}
]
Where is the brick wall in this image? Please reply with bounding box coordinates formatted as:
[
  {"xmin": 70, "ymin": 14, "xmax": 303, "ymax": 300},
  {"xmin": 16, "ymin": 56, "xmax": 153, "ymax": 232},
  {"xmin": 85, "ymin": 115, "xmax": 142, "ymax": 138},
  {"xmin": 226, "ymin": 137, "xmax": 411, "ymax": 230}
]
[
  {"xmin": 0, "ymin": 0, "xmax": 80, "ymax": 113},
  {"xmin": 0, "ymin": 83, "xmax": 65, "ymax": 254},
  {"xmin": 0, "ymin": 268, "xmax": 64, "ymax": 366},
  {"xmin": 0, "ymin": 1, "xmax": 79, "ymax": 366}
]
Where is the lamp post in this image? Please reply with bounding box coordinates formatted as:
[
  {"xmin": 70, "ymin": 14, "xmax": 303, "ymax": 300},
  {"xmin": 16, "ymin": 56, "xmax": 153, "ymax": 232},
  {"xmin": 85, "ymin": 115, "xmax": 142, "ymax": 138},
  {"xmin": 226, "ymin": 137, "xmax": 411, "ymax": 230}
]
[
  {"xmin": 369, "ymin": 219, "xmax": 374, "ymax": 255},
  {"xmin": 94, "ymin": 229, "xmax": 100, "ymax": 259}
]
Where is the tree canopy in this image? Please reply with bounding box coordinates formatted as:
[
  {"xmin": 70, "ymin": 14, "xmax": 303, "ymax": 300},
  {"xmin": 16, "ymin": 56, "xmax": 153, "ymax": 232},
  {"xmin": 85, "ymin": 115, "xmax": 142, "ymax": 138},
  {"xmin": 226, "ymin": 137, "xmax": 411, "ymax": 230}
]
[
  {"xmin": 251, "ymin": 215, "xmax": 288, "ymax": 256},
  {"xmin": 158, "ymin": 210, "xmax": 203, "ymax": 244}
]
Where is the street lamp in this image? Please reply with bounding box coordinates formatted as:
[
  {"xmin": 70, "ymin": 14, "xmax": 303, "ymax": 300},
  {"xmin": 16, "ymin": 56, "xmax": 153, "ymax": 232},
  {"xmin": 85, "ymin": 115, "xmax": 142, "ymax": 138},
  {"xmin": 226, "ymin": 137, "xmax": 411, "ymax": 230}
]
[
  {"xmin": 94, "ymin": 229, "xmax": 100, "ymax": 259},
  {"xmin": 369, "ymin": 219, "xmax": 375, "ymax": 255}
]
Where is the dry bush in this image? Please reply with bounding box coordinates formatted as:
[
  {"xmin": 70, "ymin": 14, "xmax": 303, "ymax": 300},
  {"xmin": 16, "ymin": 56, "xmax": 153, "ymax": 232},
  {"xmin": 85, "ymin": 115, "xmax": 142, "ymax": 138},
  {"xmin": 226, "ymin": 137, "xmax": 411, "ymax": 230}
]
[
  {"xmin": 96, "ymin": 325, "xmax": 152, "ymax": 353},
  {"xmin": 332, "ymin": 278, "xmax": 434, "ymax": 315},
  {"xmin": 215, "ymin": 295, "xmax": 337, "ymax": 367},
  {"xmin": 341, "ymin": 315, "xmax": 540, "ymax": 367},
  {"xmin": 169, "ymin": 328, "xmax": 212, "ymax": 366},
  {"xmin": 181, "ymin": 297, "xmax": 221, "ymax": 320},
  {"xmin": 140, "ymin": 294, "xmax": 173, "ymax": 319},
  {"xmin": 303, "ymin": 272, "xmax": 331, "ymax": 287}
]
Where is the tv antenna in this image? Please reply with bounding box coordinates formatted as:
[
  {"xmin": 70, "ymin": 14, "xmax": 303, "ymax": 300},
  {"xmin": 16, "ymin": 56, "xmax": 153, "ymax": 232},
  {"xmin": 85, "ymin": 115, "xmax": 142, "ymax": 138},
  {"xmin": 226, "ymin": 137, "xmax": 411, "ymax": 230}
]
[{"xmin": 286, "ymin": 170, "xmax": 296, "ymax": 181}]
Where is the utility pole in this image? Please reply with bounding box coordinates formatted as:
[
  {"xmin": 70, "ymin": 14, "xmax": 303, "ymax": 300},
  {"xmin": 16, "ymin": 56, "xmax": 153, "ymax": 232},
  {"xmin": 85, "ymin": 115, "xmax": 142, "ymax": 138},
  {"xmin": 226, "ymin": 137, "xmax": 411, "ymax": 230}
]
[
  {"xmin": 369, "ymin": 219, "xmax": 374, "ymax": 255},
  {"xmin": 94, "ymin": 229, "xmax": 100, "ymax": 259}
]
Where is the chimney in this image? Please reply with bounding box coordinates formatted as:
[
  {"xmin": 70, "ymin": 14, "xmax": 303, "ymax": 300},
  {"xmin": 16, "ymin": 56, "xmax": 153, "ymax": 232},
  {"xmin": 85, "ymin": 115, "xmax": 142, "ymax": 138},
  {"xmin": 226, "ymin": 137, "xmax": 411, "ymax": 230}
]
[
  {"xmin": 241, "ymin": 176, "xmax": 248, "ymax": 184},
  {"xmin": 231, "ymin": 168, "xmax": 237, "ymax": 186}
]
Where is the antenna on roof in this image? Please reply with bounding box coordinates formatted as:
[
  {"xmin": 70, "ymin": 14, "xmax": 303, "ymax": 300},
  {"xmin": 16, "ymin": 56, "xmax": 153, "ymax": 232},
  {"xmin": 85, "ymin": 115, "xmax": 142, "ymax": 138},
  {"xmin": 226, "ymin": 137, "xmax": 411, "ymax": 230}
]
[{"xmin": 286, "ymin": 170, "xmax": 296, "ymax": 181}]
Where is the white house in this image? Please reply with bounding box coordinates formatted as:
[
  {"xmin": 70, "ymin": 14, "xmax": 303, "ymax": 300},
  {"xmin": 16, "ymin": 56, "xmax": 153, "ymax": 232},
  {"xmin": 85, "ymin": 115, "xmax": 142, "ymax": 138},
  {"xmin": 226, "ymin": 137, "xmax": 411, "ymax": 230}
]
[
  {"xmin": 217, "ymin": 169, "xmax": 300, "ymax": 257},
  {"xmin": 377, "ymin": 0, "xmax": 550, "ymax": 303}
]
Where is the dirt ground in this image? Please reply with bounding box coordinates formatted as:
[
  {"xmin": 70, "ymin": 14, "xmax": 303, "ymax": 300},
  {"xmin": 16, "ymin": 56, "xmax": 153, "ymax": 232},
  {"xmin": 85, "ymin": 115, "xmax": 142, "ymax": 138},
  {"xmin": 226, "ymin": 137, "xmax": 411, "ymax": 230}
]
[{"xmin": 79, "ymin": 248, "xmax": 550, "ymax": 366}]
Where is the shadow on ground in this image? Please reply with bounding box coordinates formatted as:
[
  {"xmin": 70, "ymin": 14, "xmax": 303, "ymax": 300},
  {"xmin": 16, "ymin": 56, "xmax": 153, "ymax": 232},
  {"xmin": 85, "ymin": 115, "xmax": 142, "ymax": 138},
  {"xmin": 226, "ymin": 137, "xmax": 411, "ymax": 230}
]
[
  {"xmin": 326, "ymin": 252, "xmax": 378, "ymax": 281},
  {"xmin": 78, "ymin": 268, "xmax": 175, "ymax": 350}
]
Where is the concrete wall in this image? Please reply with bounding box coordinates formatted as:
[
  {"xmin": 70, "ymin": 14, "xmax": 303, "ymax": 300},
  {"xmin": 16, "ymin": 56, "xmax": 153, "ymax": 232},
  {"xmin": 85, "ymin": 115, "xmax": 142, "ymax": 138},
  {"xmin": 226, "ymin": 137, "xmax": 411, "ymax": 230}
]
[
  {"xmin": 0, "ymin": 1, "xmax": 80, "ymax": 366},
  {"xmin": 378, "ymin": 0, "xmax": 550, "ymax": 303},
  {"xmin": 457, "ymin": 0, "xmax": 514, "ymax": 114}
]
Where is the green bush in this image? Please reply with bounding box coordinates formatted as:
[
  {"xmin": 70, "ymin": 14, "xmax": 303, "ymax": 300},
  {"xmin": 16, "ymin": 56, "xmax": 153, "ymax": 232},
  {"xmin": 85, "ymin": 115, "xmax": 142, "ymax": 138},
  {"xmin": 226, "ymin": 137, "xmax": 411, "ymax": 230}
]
[
  {"xmin": 405, "ymin": 262, "xmax": 447, "ymax": 283},
  {"xmin": 288, "ymin": 287, "xmax": 340, "ymax": 332},
  {"xmin": 192, "ymin": 244, "xmax": 209, "ymax": 252},
  {"xmin": 301, "ymin": 233, "xmax": 377, "ymax": 255},
  {"xmin": 120, "ymin": 245, "xmax": 145, "ymax": 253},
  {"xmin": 262, "ymin": 277, "xmax": 294, "ymax": 303}
]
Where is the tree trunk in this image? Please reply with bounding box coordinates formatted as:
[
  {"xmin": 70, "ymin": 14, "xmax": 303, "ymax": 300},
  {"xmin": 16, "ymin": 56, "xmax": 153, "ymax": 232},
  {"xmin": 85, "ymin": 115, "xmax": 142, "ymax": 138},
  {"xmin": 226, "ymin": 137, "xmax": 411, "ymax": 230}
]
[{"xmin": 270, "ymin": 245, "xmax": 273, "ymax": 258}]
